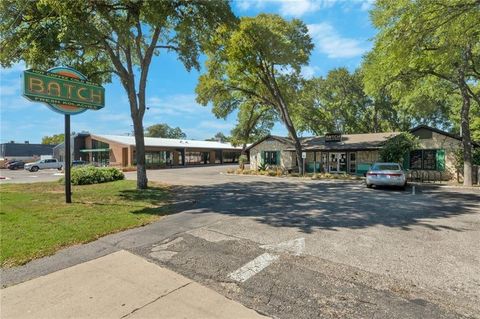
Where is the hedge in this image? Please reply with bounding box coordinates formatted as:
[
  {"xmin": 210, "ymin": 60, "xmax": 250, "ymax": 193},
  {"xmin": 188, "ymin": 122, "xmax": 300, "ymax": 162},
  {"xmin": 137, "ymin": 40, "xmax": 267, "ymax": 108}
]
[{"xmin": 70, "ymin": 166, "xmax": 125, "ymax": 185}]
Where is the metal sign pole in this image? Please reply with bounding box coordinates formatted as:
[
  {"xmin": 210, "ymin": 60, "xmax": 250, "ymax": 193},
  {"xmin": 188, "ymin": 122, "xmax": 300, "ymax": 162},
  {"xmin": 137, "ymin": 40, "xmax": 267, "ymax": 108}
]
[{"xmin": 65, "ymin": 114, "xmax": 72, "ymax": 203}]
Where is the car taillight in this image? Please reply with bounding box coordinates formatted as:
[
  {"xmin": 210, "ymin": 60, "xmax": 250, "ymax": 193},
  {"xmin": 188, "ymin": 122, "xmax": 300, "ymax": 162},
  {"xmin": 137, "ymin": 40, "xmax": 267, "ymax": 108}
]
[{"xmin": 367, "ymin": 173, "xmax": 376, "ymax": 176}]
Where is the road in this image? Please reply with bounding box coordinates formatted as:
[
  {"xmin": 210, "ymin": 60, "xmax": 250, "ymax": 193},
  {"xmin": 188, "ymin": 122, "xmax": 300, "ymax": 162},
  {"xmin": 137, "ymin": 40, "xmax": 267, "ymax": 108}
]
[{"xmin": 2, "ymin": 165, "xmax": 480, "ymax": 318}]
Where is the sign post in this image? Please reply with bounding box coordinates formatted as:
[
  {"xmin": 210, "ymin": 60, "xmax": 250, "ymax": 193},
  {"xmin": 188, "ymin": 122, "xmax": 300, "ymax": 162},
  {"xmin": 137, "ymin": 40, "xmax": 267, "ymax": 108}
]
[
  {"xmin": 302, "ymin": 151, "xmax": 306, "ymax": 177},
  {"xmin": 65, "ymin": 114, "xmax": 71, "ymax": 203},
  {"xmin": 23, "ymin": 67, "xmax": 105, "ymax": 203}
]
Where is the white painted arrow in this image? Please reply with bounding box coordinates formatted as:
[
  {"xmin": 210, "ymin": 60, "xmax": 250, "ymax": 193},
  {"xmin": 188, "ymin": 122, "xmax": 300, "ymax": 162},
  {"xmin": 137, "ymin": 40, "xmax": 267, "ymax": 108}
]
[
  {"xmin": 228, "ymin": 238, "xmax": 305, "ymax": 283},
  {"xmin": 260, "ymin": 237, "xmax": 305, "ymax": 256}
]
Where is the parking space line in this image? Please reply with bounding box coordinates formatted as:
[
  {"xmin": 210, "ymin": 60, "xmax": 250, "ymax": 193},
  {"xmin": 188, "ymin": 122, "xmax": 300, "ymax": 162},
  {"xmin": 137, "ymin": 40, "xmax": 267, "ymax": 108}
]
[{"xmin": 228, "ymin": 253, "xmax": 279, "ymax": 283}]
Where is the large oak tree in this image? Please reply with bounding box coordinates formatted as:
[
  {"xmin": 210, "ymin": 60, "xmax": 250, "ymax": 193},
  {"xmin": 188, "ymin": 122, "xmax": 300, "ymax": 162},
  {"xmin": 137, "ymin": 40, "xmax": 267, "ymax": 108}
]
[{"xmin": 196, "ymin": 14, "xmax": 313, "ymax": 173}]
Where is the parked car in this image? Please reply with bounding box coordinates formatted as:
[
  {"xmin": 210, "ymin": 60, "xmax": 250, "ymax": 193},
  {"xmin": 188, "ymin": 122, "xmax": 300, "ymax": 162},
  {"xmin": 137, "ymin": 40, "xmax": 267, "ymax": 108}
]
[
  {"xmin": 365, "ymin": 162, "xmax": 407, "ymax": 190},
  {"xmin": 72, "ymin": 160, "xmax": 87, "ymax": 167},
  {"xmin": 24, "ymin": 159, "xmax": 63, "ymax": 172},
  {"xmin": 7, "ymin": 161, "xmax": 25, "ymax": 170}
]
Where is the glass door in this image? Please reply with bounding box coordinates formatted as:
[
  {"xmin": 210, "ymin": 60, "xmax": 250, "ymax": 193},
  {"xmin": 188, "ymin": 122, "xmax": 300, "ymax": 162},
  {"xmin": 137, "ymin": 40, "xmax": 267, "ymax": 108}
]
[{"xmin": 329, "ymin": 152, "xmax": 347, "ymax": 173}]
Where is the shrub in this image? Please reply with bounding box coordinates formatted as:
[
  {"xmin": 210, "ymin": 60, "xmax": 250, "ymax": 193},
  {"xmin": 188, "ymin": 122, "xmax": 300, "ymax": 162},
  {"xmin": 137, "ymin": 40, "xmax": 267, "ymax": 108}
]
[
  {"xmin": 258, "ymin": 162, "xmax": 267, "ymax": 171},
  {"xmin": 380, "ymin": 132, "xmax": 419, "ymax": 163},
  {"xmin": 267, "ymin": 170, "xmax": 276, "ymax": 176},
  {"xmin": 70, "ymin": 166, "xmax": 125, "ymax": 185}
]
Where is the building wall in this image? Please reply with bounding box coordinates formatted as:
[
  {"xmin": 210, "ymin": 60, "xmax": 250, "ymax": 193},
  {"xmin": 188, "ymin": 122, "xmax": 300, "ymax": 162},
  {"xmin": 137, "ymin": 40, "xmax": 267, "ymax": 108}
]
[
  {"xmin": 357, "ymin": 150, "xmax": 380, "ymax": 164},
  {"xmin": 250, "ymin": 138, "xmax": 295, "ymax": 170},
  {"xmin": 413, "ymin": 129, "xmax": 462, "ymax": 180},
  {"xmin": 248, "ymin": 129, "xmax": 464, "ymax": 180}
]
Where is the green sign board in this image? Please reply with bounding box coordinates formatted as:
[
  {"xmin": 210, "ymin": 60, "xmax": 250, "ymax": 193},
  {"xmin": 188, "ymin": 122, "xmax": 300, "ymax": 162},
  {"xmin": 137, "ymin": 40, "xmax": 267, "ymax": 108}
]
[{"xmin": 23, "ymin": 68, "xmax": 105, "ymax": 114}]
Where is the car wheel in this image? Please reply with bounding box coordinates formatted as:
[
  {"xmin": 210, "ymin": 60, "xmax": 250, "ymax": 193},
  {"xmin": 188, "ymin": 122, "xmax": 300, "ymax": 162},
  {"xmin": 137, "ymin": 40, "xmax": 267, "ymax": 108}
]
[
  {"xmin": 57, "ymin": 166, "xmax": 62, "ymax": 171},
  {"xmin": 30, "ymin": 166, "xmax": 39, "ymax": 172},
  {"xmin": 366, "ymin": 183, "xmax": 373, "ymax": 188}
]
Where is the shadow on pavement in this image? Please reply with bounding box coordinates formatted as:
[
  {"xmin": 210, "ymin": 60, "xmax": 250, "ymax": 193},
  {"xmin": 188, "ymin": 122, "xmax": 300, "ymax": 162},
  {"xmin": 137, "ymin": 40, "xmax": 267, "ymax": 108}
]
[{"xmin": 130, "ymin": 180, "xmax": 480, "ymax": 234}]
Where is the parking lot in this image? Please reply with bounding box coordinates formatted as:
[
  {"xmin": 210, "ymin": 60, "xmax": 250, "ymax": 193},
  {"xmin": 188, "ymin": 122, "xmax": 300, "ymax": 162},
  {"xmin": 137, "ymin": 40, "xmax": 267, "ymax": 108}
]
[
  {"xmin": 0, "ymin": 168, "xmax": 64, "ymax": 183},
  {"xmin": 133, "ymin": 167, "xmax": 480, "ymax": 318},
  {"xmin": 3, "ymin": 165, "xmax": 479, "ymax": 318}
]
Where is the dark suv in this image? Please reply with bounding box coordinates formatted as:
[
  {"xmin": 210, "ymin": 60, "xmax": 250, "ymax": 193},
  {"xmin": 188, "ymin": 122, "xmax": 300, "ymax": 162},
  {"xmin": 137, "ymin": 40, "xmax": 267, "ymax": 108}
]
[{"xmin": 7, "ymin": 161, "xmax": 25, "ymax": 170}]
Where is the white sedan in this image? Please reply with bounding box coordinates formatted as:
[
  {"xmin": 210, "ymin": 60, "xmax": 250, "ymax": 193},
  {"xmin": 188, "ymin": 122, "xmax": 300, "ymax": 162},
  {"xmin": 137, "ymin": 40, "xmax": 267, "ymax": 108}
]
[{"xmin": 365, "ymin": 162, "xmax": 407, "ymax": 190}]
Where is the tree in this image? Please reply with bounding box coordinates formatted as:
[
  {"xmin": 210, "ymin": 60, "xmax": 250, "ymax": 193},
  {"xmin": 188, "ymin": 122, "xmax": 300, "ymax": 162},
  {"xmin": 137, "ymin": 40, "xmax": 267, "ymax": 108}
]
[
  {"xmin": 0, "ymin": 0, "xmax": 235, "ymax": 189},
  {"xmin": 379, "ymin": 132, "xmax": 419, "ymax": 164},
  {"xmin": 145, "ymin": 123, "xmax": 186, "ymax": 139},
  {"xmin": 230, "ymin": 101, "xmax": 275, "ymax": 154},
  {"xmin": 41, "ymin": 133, "xmax": 65, "ymax": 145},
  {"xmin": 295, "ymin": 67, "xmax": 456, "ymax": 137},
  {"xmin": 205, "ymin": 132, "xmax": 230, "ymax": 143},
  {"xmin": 363, "ymin": 0, "xmax": 480, "ymax": 186},
  {"xmin": 196, "ymin": 14, "xmax": 313, "ymax": 174},
  {"xmin": 294, "ymin": 68, "xmax": 372, "ymax": 135}
]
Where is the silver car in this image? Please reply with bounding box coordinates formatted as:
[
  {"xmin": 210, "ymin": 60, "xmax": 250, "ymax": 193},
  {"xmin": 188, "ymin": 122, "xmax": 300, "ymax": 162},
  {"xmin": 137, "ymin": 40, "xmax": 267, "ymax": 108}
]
[{"xmin": 365, "ymin": 162, "xmax": 407, "ymax": 190}]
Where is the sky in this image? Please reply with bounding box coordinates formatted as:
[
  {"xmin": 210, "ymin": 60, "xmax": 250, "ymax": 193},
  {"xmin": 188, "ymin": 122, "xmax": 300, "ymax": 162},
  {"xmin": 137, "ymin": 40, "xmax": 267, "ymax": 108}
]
[{"xmin": 0, "ymin": 0, "xmax": 376, "ymax": 144}]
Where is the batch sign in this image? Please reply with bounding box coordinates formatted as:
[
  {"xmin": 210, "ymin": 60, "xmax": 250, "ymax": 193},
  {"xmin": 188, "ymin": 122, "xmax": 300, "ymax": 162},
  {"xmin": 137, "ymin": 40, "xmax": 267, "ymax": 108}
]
[
  {"xmin": 23, "ymin": 67, "xmax": 105, "ymax": 114},
  {"xmin": 22, "ymin": 66, "xmax": 105, "ymax": 204}
]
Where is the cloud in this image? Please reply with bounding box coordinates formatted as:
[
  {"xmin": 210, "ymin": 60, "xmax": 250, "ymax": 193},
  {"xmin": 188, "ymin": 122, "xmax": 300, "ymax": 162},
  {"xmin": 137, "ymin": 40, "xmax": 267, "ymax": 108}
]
[
  {"xmin": 308, "ymin": 22, "xmax": 369, "ymax": 58},
  {"xmin": 0, "ymin": 77, "xmax": 22, "ymax": 96},
  {"xmin": 301, "ymin": 65, "xmax": 320, "ymax": 79},
  {"xmin": 198, "ymin": 120, "xmax": 234, "ymax": 130},
  {"xmin": 360, "ymin": 0, "xmax": 375, "ymax": 11},
  {"xmin": 0, "ymin": 62, "xmax": 26, "ymax": 76},
  {"xmin": 235, "ymin": 0, "xmax": 375, "ymax": 17},
  {"xmin": 278, "ymin": 0, "xmax": 327, "ymax": 17},
  {"xmin": 146, "ymin": 94, "xmax": 204, "ymax": 117},
  {"xmin": 235, "ymin": 0, "xmax": 268, "ymax": 11}
]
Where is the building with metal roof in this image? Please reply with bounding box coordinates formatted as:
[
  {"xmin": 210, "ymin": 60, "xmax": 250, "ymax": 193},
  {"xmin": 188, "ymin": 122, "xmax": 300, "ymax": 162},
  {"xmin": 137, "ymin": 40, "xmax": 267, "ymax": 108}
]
[{"xmin": 54, "ymin": 133, "xmax": 243, "ymax": 168}]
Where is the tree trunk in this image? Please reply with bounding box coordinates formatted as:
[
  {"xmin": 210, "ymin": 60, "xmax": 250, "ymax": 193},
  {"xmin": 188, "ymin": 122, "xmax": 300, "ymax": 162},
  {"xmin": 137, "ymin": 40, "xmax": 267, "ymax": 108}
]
[
  {"xmin": 458, "ymin": 78, "xmax": 472, "ymax": 186},
  {"xmin": 132, "ymin": 114, "xmax": 148, "ymax": 189}
]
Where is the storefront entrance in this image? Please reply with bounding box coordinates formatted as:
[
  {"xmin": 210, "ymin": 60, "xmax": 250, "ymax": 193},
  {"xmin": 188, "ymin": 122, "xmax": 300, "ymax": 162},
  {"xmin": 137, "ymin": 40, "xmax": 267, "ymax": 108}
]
[{"xmin": 328, "ymin": 152, "xmax": 347, "ymax": 173}]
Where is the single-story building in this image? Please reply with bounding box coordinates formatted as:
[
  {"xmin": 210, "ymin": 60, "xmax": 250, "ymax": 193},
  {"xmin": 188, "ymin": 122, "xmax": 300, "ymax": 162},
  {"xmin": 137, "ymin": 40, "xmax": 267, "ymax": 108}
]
[
  {"xmin": 247, "ymin": 125, "xmax": 477, "ymax": 181},
  {"xmin": 54, "ymin": 133, "xmax": 242, "ymax": 168},
  {"xmin": 0, "ymin": 141, "xmax": 56, "ymax": 162}
]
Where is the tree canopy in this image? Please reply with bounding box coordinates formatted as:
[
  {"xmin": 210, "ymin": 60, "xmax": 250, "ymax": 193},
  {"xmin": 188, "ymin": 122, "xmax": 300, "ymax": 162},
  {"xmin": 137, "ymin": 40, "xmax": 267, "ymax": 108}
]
[
  {"xmin": 1, "ymin": 0, "xmax": 235, "ymax": 188},
  {"xmin": 144, "ymin": 123, "xmax": 186, "ymax": 139},
  {"xmin": 363, "ymin": 0, "xmax": 480, "ymax": 185},
  {"xmin": 196, "ymin": 14, "xmax": 313, "ymax": 173},
  {"xmin": 41, "ymin": 133, "xmax": 64, "ymax": 145},
  {"xmin": 205, "ymin": 132, "xmax": 230, "ymax": 143},
  {"xmin": 229, "ymin": 101, "xmax": 276, "ymax": 151}
]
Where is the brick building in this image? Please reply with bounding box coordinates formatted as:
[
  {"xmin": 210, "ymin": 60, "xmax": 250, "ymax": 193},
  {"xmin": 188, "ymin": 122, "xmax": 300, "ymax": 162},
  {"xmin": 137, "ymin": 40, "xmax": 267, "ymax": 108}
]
[{"xmin": 54, "ymin": 133, "xmax": 242, "ymax": 168}]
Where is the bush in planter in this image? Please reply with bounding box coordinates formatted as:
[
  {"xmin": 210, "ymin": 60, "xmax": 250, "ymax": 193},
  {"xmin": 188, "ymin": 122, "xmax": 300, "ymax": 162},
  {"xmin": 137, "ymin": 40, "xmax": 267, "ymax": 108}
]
[{"xmin": 70, "ymin": 166, "xmax": 125, "ymax": 185}]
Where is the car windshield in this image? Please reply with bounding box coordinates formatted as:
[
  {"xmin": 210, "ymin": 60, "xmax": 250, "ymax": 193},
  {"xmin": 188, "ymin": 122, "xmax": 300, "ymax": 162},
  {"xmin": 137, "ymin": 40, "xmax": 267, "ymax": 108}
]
[{"xmin": 372, "ymin": 164, "xmax": 400, "ymax": 171}]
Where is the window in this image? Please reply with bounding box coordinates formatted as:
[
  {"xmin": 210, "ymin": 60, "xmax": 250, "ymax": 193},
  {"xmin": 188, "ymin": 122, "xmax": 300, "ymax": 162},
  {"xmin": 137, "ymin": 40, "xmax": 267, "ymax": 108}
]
[
  {"xmin": 264, "ymin": 151, "xmax": 278, "ymax": 165},
  {"xmin": 409, "ymin": 149, "xmax": 442, "ymax": 171},
  {"xmin": 422, "ymin": 150, "xmax": 436, "ymax": 170},
  {"xmin": 410, "ymin": 150, "xmax": 423, "ymax": 169}
]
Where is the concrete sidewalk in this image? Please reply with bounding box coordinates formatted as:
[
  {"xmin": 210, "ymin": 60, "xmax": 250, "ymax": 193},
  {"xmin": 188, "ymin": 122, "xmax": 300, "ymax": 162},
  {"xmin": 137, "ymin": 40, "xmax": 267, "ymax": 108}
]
[{"xmin": 1, "ymin": 250, "xmax": 268, "ymax": 319}]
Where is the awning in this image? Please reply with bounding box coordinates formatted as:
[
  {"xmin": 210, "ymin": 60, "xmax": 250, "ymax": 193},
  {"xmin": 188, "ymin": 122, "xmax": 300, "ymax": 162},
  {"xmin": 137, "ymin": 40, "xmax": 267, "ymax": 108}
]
[{"xmin": 79, "ymin": 148, "xmax": 110, "ymax": 152}]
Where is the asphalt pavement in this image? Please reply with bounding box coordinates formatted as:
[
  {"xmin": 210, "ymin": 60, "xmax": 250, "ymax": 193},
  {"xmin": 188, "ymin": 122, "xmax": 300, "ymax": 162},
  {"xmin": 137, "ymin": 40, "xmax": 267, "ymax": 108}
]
[
  {"xmin": 2, "ymin": 165, "xmax": 479, "ymax": 318},
  {"xmin": 0, "ymin": 168, "xmax": 63, "ymax": 183}
]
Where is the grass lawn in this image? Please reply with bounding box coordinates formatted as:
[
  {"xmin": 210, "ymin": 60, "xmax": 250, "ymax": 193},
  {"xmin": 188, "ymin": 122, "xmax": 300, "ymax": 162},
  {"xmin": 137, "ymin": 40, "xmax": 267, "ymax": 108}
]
[{"xmin": 0, "ymin": 180, "xmax": 170, "ymax": 268}]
